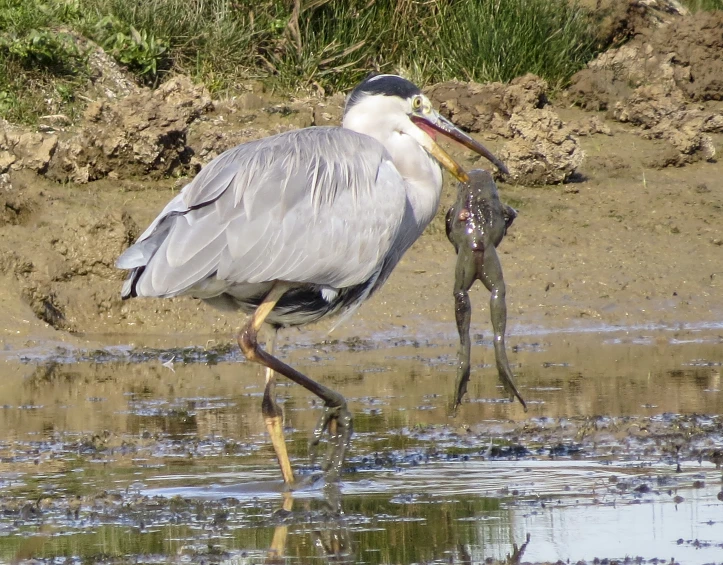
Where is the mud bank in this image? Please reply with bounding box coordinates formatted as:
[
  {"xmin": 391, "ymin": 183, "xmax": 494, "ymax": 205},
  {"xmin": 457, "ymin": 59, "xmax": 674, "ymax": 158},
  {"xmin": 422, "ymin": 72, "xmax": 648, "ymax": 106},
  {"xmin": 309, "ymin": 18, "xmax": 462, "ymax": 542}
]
[{"xmin": 0, "ymin": 4, "xmax": 721, "ymax": 354}]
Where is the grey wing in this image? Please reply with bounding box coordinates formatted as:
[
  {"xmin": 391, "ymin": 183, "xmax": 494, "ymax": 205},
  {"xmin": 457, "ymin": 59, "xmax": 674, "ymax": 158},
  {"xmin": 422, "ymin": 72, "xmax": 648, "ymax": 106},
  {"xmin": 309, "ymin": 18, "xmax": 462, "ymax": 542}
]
[{"xmin": 117, "ymin": 127, "xmax": 407, "ymax": 298}]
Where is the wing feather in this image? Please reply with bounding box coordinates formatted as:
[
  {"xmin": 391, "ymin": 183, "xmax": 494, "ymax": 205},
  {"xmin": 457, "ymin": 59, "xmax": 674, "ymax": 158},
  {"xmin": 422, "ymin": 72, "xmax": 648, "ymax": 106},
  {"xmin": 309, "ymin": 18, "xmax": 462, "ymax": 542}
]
[
  {"xmin": 122, "ymin": 127, "xmax": 407, "ymax": 298},
  {"xmin": 139, "ymin": 225, "xmax": 224, "ymax": 296},
  {"xmin": 164, "ymin": 208, "xmax": 228, "ymax": 267}
]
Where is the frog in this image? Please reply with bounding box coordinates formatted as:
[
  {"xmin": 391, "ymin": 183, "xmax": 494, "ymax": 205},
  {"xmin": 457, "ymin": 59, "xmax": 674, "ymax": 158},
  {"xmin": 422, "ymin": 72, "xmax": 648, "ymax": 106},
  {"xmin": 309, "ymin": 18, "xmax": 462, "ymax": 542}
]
[{"xmin": 446, "ymin": 169, "xmax": 527, "ymax": 411}]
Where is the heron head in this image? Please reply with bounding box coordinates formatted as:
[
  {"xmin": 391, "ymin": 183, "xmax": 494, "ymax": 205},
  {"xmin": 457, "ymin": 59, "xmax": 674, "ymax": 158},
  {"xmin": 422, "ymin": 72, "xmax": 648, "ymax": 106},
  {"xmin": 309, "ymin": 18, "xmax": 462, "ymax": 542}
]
[{"xmin": 343, "ymin": 74, "xmax": 508, "ymax": 181}]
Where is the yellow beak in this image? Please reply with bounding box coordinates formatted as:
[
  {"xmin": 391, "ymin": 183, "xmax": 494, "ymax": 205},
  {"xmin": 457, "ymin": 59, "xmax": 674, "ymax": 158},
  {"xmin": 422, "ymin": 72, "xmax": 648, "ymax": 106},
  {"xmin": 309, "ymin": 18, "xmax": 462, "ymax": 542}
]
[{"xmin": 419, "ymin": 136, "xmax": 470, "ymax": 183}]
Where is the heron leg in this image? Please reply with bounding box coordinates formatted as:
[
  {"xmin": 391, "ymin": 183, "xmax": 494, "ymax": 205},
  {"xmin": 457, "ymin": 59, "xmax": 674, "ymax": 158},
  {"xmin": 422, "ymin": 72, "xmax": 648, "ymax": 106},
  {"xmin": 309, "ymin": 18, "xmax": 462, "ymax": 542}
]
[
  {"xmin": 478, "ymin": 247, "xmax": 527, "ymax": 411},
  {"xmin": 452, "ymin": 250, "xmax": 476, "ymax": 410},
  {"xmin": 262, "ymin": 328, "xmax": 296, "ymax": 485},
  {"xmin": 238, "ymin": 281, "xmax": 352, "ymax": 483},
  {"xmin": 267, "ymin": 493, "xmax": 294, "ymax": 563}
]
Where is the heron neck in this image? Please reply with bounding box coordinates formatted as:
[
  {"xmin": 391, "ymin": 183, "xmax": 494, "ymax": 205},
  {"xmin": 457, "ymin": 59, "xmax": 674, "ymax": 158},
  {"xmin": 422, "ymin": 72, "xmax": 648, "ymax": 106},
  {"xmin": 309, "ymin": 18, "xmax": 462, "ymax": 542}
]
[
  {"xmin": 343, "ymin": 110, "xmax": 443, "ymax": 230},
  {"xmin": 386, "ymin": 134, "xmax": 443, "ymax": 229}
]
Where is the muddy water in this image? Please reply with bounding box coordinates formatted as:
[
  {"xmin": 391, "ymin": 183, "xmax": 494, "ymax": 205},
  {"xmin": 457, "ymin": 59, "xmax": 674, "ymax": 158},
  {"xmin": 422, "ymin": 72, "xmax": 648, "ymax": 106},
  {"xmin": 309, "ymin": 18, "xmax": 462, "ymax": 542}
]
[{"xmin": 1, "ymin": 329, "xmax": 722, "ymax": 564}]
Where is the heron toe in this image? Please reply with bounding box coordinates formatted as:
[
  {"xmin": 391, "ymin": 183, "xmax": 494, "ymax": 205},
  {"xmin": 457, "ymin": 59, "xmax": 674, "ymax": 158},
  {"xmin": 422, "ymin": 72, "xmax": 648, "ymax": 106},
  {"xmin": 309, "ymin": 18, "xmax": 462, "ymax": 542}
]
[{"xmin": 310, "ymin": 403, "xmax": 353, "ymax": 480}]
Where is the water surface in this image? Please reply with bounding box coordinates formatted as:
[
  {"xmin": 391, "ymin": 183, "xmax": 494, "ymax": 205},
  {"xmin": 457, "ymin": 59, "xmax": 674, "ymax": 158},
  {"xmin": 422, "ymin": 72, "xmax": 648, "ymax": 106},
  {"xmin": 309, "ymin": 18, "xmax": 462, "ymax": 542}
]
[{"xmin": 1, "ymin": 329, "xmax": 722, "ymax": 563}]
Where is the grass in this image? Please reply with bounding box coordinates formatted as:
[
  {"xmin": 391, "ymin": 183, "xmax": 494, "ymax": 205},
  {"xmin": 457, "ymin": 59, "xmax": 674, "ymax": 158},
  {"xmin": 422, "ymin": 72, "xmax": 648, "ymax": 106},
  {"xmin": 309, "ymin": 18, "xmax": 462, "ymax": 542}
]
[
  {"xmin": 682, "ymin": 0, "xmax": 723, "ymax": 11},
  {"xmin": 434, "ymin": 0, "xmax": 599, "ymax": 90},
  {"xmin": 74, "ymin": 0, "xmax": 269, "ymax": 87},
  {"xmin": 1, "ymin": 0, "xmax": 718, "ymax": 125},
  {"xmin": 262, "ymin": 0, "xmax": 599, "ymax": 94},
  {"xmin": 0, "ymin": 0, "xmax": 89, "ymax": 123}
]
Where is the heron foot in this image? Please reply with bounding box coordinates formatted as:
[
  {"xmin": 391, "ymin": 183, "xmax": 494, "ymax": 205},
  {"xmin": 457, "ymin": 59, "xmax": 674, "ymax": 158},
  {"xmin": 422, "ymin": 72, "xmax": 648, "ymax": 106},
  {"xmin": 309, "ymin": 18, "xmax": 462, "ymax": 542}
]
[{"xmin": 309, "ymin": 401, "xmax": 353, "ymax": 481}]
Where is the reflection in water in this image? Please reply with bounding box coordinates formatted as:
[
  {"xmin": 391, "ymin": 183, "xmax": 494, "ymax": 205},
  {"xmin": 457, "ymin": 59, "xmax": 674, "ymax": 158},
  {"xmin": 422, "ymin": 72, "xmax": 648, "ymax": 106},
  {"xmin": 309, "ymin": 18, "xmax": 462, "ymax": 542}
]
[
  {"xmin": 138, "ymin": 470, "xmax": 522, "ymax": 563},
  {"xmin": 1, "ymin": 330, "xmax": 723, "ymax": 563},
  {"xmin": 3, "ymin": 332, "xmax": 722, "ymax": 440},
  {"xmin": 263, "ymin": 487, "xmax": 353, "ymax": 564},
  {"xmin": 230, "ymin": 485, "xmax": 529, "ymax": 565}
]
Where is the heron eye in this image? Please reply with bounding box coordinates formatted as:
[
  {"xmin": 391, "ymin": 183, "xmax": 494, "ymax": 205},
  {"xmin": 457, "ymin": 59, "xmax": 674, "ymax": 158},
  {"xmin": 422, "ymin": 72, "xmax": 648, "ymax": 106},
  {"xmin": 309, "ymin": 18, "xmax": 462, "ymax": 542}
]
[{"xmin": 412, "ymin": 96, "xmax": 423, "ymax": 110}]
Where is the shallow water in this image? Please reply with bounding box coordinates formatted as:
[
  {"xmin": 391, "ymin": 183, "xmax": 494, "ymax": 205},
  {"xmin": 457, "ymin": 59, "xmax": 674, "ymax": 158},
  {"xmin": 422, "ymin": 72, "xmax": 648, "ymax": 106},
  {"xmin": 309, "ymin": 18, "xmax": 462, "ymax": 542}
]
[{"xmin": 1, "ymin": 329, "xmax": 722, "ymax": 564}]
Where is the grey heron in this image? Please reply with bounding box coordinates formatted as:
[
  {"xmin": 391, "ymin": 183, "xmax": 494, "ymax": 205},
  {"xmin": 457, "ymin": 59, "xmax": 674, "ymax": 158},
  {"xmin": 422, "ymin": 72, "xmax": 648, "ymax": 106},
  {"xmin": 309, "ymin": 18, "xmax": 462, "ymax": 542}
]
[{"xmin": 116, "ymin": 74, "xmax": 508, "ymax": 485}]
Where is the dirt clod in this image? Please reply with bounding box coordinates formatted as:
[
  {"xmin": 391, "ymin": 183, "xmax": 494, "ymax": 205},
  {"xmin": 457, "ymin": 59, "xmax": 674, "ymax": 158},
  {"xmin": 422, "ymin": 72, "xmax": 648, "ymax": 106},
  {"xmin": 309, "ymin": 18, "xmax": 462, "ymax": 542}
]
[
  {"xmin": 429, "ymin": 75, "xmax": 585, "ymax": 184},
  {"xmin": 47, "ymin": 76, "xmax": 213, "ymax": 183},
  {"xmin": 0, "ymin": 123, "xmax": 58, "ymax": 174},
  {"xmin": 0, "ymin": 173, "xmax": 35, "ymax": 227},
  {"xmin": 427, "ymin": 74, "xmax": 548, "ymax": 136},
  {"xmin": 499, "ymin": 109, "xmax": 585, "ymax": 185},
  {"xmin": 567, "ymin": 9, "xmax": 723, "ymax": 165}
]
